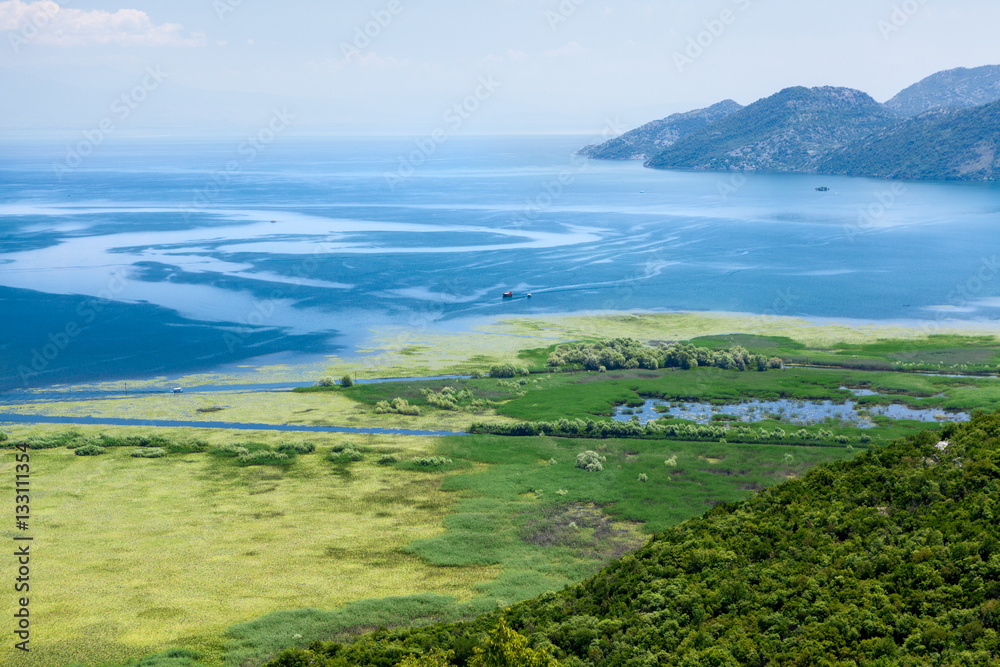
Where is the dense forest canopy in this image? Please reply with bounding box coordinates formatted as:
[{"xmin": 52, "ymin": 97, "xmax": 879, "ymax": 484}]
[{"xmin": 266, "ymin": 410, "xmax": 1000, "ymax": 667}]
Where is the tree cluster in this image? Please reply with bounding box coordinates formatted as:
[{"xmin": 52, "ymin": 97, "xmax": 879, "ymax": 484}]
[
  {"xmin": 547, "ymin": 338, "xmax": 782, "ymax": 373},
  {"xmin": 469, "ymin": 418, "xmax": 860, "ymax": 447}
]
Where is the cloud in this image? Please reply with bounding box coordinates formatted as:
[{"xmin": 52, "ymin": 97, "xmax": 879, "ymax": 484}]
[
  {"xmin": 541, "ymin": 41, "xmax": 586, "ymax": 59},
  {"xmin": 0, "ymin": 0, "xmax": 205, "ymax": 47}
]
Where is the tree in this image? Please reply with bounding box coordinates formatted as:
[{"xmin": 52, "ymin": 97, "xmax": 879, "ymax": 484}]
[
  {"xmin": 471, "ymin": 619, "xmax": 560, "ymax": 667},
  {"xmin": 398, "ymin": 649, "xmax": 454, "ymax": 667},
  {"xmin": 340, "ymin": 374, "xmax": 354, "ymax": 388},
  {"xmin": 490, "ymin": 363, "xmax": 518, "ymax": 378}
]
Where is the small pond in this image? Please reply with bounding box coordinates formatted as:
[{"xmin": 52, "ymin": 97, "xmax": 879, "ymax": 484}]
[{"xmin": 613, "ymin": 397, "xmax": 970, "ymax": 429}]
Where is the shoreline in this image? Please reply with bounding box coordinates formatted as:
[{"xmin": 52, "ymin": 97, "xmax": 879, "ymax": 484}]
[{"xmin": 5, "ymin": 308, "xmax": 999, "ymax": 399}]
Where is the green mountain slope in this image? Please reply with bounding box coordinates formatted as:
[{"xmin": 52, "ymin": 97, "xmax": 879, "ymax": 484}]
[
  {"xmin": 820, "ymin": 102, "xmax": 1000, "ymax": 181},
  {"xmin": 886, "ymin": 65, "xmax": 1000, "ymax": 117},
  {"xmin": 578, "ymin": 100, "xmax": 743, "ymax": 160},
  {"xmin": 265, "ymin": 410, "xmax": 1000, "ymax": 666},
  {"xmin": 645, "ymin": 86, "xmax": 896, "ymax": 173}
]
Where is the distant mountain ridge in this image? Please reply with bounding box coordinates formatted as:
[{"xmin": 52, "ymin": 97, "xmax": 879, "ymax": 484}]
[
  {"xmin": 579, "ymin": 100, "xmax": 742, "ymax": 160},
  {"xmin": 645, "ymin": 86, "xmax": 895, "ymax": 173},
  {"xmin": 583, "ymin": 65, "xmax": 1000, "ymax": 181},
  {"xmin": 821, "ymin": 101, "xmax": 1000, "ymax": 181},
  {"xmin": 886, "ymin": 65, "xmax": 1000, "ymax": 116}
]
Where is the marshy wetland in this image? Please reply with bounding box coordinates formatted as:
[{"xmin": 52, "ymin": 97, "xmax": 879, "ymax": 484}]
[{"xmin": 3, "ymin": 314, "xmax": 1000, "ymax": 666}]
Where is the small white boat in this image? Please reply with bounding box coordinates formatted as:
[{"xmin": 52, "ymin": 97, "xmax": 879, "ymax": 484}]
[{"xmin": 172, "ymin": 387, "xmax": 184, "ymax": 394}]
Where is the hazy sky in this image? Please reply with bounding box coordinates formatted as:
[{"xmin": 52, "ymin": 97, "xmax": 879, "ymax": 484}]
[{"xmin": 1, "ymin": 0, "xmax": 999, "ymax": 133}]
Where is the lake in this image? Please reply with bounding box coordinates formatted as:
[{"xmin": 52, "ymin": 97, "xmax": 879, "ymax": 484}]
[{"xmin": 1, "ymin": 134, "xmax": 999, "ymax": 391}]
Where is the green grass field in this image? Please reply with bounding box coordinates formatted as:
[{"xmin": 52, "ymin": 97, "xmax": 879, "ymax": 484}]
[
  {"xmin": 0, "ymin": 429, "xmax": 497, "ymax": 667},
  {"xmin": 0, "ymin": 425, "xmax": 862, "ymax": 667}
]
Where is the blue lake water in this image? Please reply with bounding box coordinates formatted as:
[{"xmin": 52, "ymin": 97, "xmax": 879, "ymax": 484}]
[{"xmin": 2, "ymin": 134, "xmax": 999, "ymax": 391}]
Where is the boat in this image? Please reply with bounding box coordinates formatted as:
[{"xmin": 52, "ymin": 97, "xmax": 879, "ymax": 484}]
[
  {"xmin": 502, "ymin": 291, "xmax": 513, "ymax": 299},
  {"xmin": 526, "ymin": 293, "xmax": 532, "ymax": 298},
  {"xmin": 815, "ymin": 186, "xmax": 830, "ymax": 192},
  {"xmin": 172, "ymin": 387, "xmax": 184, "ymax": 394}
]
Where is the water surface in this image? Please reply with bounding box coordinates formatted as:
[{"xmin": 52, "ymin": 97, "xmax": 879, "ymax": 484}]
[{"xmin": 2, "ymin": 134, "xmax": 999, "ymax": 390}]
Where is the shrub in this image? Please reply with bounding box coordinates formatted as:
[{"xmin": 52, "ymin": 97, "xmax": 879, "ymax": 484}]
[
  {"xmin": 422, "ymin": 386, "xmax": 476, "ymax": 410},
  {"xmin": 374, "ymin": 398, "xmax": 421, "ymax": 416},
  {"xmin": 489, "ymin": 363, "xmax": 518, "ymax": 378},
  {"xmin": 470, "ymin": 370, "xmax": 485, "ymax": 379},
  {"xmin": 212, "ymin": 443, "xmax": 250, "ymax": 458},
  {"xmin": 131, "ymin": 448, "xmax": 167, "ymax": 458},
  {"xmin": 275, "ymin": 441, "xmax": 316, "ymax": 454},
  {"xmin": 377, "ymin": 454, "xmax": 400, "ymax": 465},
  {"xmin": 13, "ymin": 437, "xmax": 65, "ymax": 449},
  {"xmin": 328, "ymin": 448, "xmax": 364, "ymax": 463},
  {"xmin": 74, "ymin": 444, "xmax": 107, "ymax": 456},
  {"xmin": 859, "ymin": 433, "xmax": 873, "ymax": 444},
  {"xmin": 638, "ymin": 473, "xmax": 648, "ymax": 482},
  {"xmin": 237, "ymin": 450, "xmax": 289, "ymax": 466},
  {"xmin": 575, "ymin": 450, "xmax": 606, "ymax": 472},
  {"xmin": 410, "ymin": 456, "xmax": 453, "ymax": 467},
  {"xmin": 664, "ymin": 455, "xmax": 678, "ymax": 467},
  {"xmin": 340, "ymin": 374, "xmax": 354, "ymax": 388},
  {"xmin": 317, "ymin": 377, "xmax": 335, "ymax": 387}
]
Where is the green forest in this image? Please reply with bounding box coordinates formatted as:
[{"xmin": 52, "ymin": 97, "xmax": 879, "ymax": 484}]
[{"xmin": 264, "ymin": 410, "xmax": 1000, "ymax": 667}]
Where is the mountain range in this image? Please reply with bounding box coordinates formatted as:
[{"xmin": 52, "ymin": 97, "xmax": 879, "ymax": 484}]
[{"xmin": 584, "ymin": 65, "xmax": 1000, "ymax": 181}]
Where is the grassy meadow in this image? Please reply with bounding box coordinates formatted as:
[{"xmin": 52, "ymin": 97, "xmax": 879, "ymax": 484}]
[
  {"xmin": 0, "ymin": 425, "xmax": 860, "ymax": 667},
  {"xmin": 0, "ymin": 428, "xmax": 498, "ymax": 667}
]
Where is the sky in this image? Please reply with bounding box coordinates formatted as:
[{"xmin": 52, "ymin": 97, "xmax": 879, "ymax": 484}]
[{"xmin": 0, "ymin": 0, "xmax": 999, "ymax": 134}]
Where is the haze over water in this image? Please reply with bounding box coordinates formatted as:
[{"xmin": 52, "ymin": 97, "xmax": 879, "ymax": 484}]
[{"xmin": 1, "ymin": 134, "xmax": 999, "ymax": 391}]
